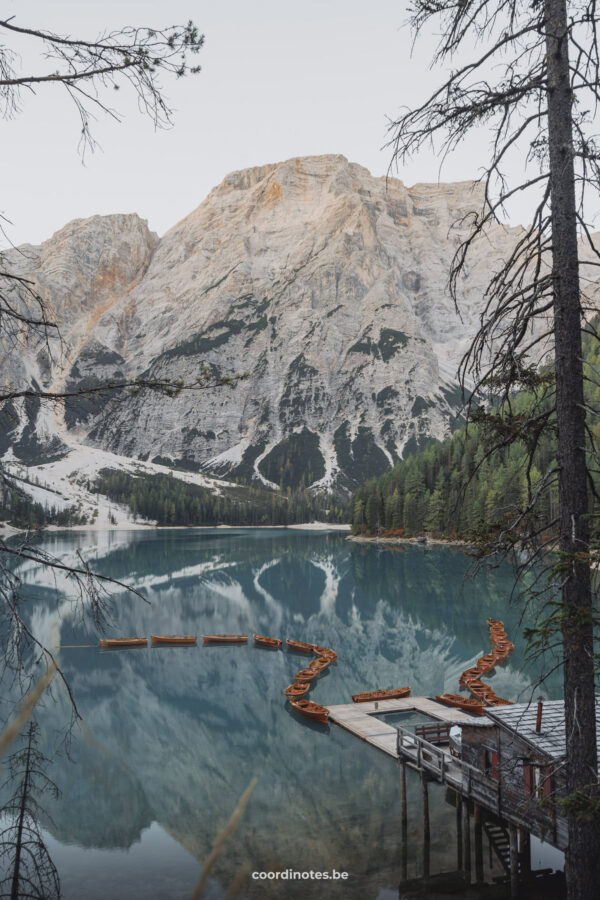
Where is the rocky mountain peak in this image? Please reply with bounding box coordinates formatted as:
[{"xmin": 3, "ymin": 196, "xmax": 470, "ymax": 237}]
[{"xmin": 2, "ymin": 155, "xmax": 526, "ymax": 494}]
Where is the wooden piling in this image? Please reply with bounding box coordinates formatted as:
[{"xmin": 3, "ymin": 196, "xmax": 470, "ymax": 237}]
[
  {"xmin": 401, "ymin": 759, "xmax": 408, "ymax": 880},
  {"xmin": 422, "ymin": 774, "xmax": 430, "ymax": 880},
  {"xmin": 509, "ymin": 823, "xmax": 519, "ymax": 898},
  {"xmin": 462, "ymin": 798, "xmax": 471, "ymax": 883},
  {"xmin": 474, "ymin": 802, "xmax": 484, "ymax": 882},
  {"xmin": 456, "ymin": 791, "xmax": 463, "ymax": 871},
  {"xmin": 518, "ymin": 827, "xmax": 531, "ymax": 879}
]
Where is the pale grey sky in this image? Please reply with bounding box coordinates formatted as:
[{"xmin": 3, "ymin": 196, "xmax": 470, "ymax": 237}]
[{"xmin": 3, "ymin": 1, "xmax": 518, "ymax": 247}]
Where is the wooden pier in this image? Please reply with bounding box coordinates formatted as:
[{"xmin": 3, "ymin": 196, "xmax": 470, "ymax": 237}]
[
  {"xmin": 327, "ymin": 696, "xmax": 527, "ymax": 815},
  {"xmin": 326, "ymin": 696, "xmax": 473, "ymax": 758},
  {"xmin": 326, "ymin": 696, "xmax": 567, "ymax": 897}
]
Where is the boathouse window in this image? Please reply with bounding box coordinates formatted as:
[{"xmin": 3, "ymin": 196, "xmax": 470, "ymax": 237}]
[
  {"xmin": 540, "ymin": 765, "xmax": 553, "ymax": 806},
  {"xmin": 523, "ymin": 762, "xmax": 553, "ymax": 802},
  {"xmin": 480, "ymin": 747, "xmax": 499, "ymax": 780},
  {"xmin": 523, "ymin": 762, "xmax": 535, "ymax": 795}
]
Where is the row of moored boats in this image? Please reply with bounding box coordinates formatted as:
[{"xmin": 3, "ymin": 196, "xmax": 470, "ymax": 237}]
[
  {"xmin": 283, "ymin": 640, "xmax": 337, "ymax": 723},
  {"xmin": 99, "ymin": 633, "xmax": 337, "ymax": 724},
  {"xmin": 101, "ymin": 622, "xmax": 512, "ymax": 724},
  {"xmin": 100, "ymin": 634, "xmax": 254, "ymax": 646},
  {"xmin": 282, "ymin": 641, "xmax": 414, "ymax": 723},
  {"xmin": 435, "ymin": 618, "xmax": 515, "ymax": 716}
]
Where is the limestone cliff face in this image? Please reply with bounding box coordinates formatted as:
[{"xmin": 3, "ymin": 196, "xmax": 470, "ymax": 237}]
[
  {"xmin": 1, "ymin": 155, "xmax": 525, "ymax": 490},
  {"xmin": 0, "ymin": 214, "xmax": 157, "ymax": 465}
]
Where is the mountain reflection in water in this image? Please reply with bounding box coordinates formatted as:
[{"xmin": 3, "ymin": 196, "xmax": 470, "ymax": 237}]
[{"xmin": 4, "ymin": 529, "xmax": 561, "ymax": 899}]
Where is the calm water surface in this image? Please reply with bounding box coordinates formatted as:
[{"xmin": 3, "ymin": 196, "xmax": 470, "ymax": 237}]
[{"xmin": 5, "ymin": 529, "xmax": 562, "ymax": 899}]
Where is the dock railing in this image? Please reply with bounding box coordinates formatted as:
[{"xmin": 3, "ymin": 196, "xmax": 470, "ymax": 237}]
[{"xmin": 396, "ymin": 724, "xmax": 501, "ymax": 810}]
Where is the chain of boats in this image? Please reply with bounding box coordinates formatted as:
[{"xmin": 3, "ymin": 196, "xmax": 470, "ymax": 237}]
[
  {"xmin": 281, "ymin": 639, "xmax": 337, "ymax": 723},
  {"xmin": 435, "ymin": 618, "xmax": 515, "ymax": 716},
  {"xmin": 99, "ymin": 617, "xmax": 514, "ymax": 724},
  {"xmin": 99, "ymin": 635, "xmax": 251, "ymax": 647},
  {"xmin": 99, "ymin": 633, "xmax": 337, "ymax": 723}
]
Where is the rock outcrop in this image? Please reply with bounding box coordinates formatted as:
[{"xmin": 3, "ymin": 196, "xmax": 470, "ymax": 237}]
[{"xmin": 1, "ymin": 155, "xmax": 526, "ymax": 491}]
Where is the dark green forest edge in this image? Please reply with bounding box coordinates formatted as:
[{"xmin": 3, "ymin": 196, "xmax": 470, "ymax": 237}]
[
  {"xmin": 0, "ymin": 484, "xmax": 88, "ymax": 529},
  {"xmin": 93, "ymin": 469, "xmax": 347, "ymax": 526},
  {"xmin": 351, "ymin": 327, "xmax": 600, "ymax": 541},
  {"xmin": 0, "ymin": 469, "xmax": 348, "ymax": 529}
]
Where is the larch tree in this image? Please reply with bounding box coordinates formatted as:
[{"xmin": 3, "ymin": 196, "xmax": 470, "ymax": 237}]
[{"xmin": 387, "ymin": 1, "xmax": 600, "ymax": 897}]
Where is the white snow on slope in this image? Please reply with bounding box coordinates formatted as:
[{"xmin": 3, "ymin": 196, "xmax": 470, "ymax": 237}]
[{"xmin": 2, "ymin": 434, "xmax": 232, "ymax": 529}]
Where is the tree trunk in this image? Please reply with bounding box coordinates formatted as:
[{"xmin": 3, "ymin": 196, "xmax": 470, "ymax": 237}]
[
  {"xmin": 544, "ymin": 1, "xmax": 600, "ymax": 897},
  {"xmin": 11, "ymin": 725, "xmax": 32, "ymax": 900}
]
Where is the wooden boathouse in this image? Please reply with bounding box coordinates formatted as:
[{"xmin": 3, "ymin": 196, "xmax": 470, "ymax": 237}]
[{"xmin": 326, "ymin": 694, "xmax": 594, "ymax": 896}]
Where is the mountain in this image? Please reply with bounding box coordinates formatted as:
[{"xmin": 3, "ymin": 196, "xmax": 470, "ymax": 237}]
[{"xmin": 1, "ymin": 154, "xmax": 526, "ymax": 505}]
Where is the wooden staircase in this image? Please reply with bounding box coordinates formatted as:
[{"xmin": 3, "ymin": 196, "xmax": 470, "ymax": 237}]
[{"xmin": 483, "ymin": 820, "xmax": 512, "ymax": 875}]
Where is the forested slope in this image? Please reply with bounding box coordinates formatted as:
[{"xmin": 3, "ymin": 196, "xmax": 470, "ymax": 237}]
[
  {"xmin": 351, "ymin": 328, "xmax": 600, "ymax": 539},
  {"xmin": 94, "ymin": 469, "xmax": 348, "ymax": 527}
]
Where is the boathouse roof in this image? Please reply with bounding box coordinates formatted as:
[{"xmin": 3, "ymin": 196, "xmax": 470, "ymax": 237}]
[{"xmin": 484, "ymin": 697, "xmax": 600, "ymax": 763}]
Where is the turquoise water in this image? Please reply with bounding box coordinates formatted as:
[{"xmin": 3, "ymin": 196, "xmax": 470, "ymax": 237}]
[
  {"xmin": 3, "ymin": 528, "xmax": 562, "ymax": 899},
  {"xmin": 373, "ymin": 711, "xmax": 437, "ymax": 728}
]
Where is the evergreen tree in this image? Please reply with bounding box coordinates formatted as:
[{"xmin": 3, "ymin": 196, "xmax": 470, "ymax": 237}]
[{"xmin": 0, "ymin": 722, "xmax": 60, "ymax": 900}]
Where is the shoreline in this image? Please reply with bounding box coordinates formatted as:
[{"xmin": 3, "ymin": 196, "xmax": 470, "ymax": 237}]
[
  {"xmin": 0, "ymin": 522, "xmax": 351, "ymax": 536},
  {"xmin": 346, "ymin": 533, "xmax": 471, "ymax": 548}
]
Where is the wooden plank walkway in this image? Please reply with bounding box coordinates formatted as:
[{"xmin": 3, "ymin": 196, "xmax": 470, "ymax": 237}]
[
  {"xmin": 326, "ymin": 696, "xmax": 474, "ymax": 759},
  {"xmin": 327, "ymin": 696, "xmax": 503, "ymax": 815},
  {"xmin": 327, "ymin": 696, "xmax": 567, "ymax": 857}
]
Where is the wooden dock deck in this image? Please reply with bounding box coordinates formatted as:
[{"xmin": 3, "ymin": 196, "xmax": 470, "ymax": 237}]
[
  {"xmin": 327, "ymin": 696, "xmax": 505, "ymax": 819},
  {"xmin": 326, "ymin": 696, "xmax": 474, "ymax": 759},
  {"xmin": 326, "ymin": 695, "xmax": 563, "ymax": 896}
]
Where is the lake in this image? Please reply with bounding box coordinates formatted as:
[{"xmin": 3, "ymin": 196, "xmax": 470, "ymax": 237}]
[{"xmin": 3, "ymin": 528, "xmax": 563, "ymax": 899}]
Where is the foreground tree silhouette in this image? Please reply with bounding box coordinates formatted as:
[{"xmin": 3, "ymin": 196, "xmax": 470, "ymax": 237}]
[
  {"xmin": 0, "ymin": 15, "xmax": 209, "ymax": 892},
  {"xmin": 388, "ymin": 1, "xmax": 600, "ymax": 897},
  {"xmin": 0, "ymin": 721, "xmax": 59, "ymax": 900},
  {"xmin": 0, "ymin": 13, "xmax": 208, "ymax": 707}
]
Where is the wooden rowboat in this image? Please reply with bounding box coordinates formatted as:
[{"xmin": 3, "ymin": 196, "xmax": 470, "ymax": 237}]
[
  {"xmin": 466, "ymin": 681, "xmax": 497, "ymax": 700},
  {"xmin": 283, "ymin": 682, "xmax": 310, "ymax": 697},
  {"xmin": 202, "ymin": 634, "xmax": 248, "ymax": 643},
  {"xmin": 476, "ymin": 655, "xmax": 497, "ymax": 672},
  {"xmin": 308, "ymin": 656, "xmax": 331, "ymax": 671},
  {"xmin": 294, "ymin": 668, "xmax": 320, "ymax": 682},
  {"xmin": 286, "ymin": 639, "xmax": 316, "ymax": 654},
  {"xmin": 151, "ymin": 634, "xmax": 196, "ymax": 644},
  {"xmin": 352, "ymin": 687, "xmax": 411, "ymax": 703},
  {"xmin": 312, "ymin": 645, "xmax": 337, "ymax": 660},
  {"xmin": 100, "ymin": 638, "xmax": 147, "ymax": 648},
  {"xmin": 459, "ymin": 668, "xmax": 481, "ymax": 685},
  {"xmin": 435, "ymin": 694, "xmax": 486, "ymax": 716},
  {"xmin": 254, "ymin": 634, "xmax": 282, "ymax": 648},
  {"xmin": 469, "ymin": 686, "xmax": 498, "ymax": 704},
  {"xmin": 289, "ymin": 699, "xmax": 329, "ymax": 724}
]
